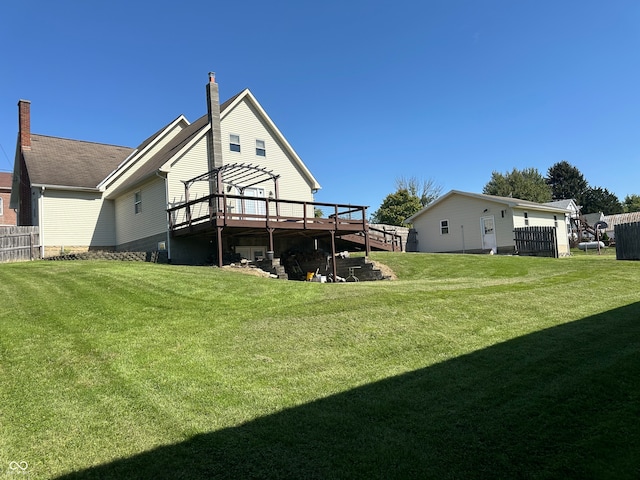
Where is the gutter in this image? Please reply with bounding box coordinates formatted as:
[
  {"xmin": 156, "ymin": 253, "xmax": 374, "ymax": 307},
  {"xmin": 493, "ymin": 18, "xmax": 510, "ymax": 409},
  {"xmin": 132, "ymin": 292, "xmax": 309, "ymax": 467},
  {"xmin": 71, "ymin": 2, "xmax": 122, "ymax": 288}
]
[{"xmin": 31, "ymin": 183, "xmax": 101, "ymax": 193}]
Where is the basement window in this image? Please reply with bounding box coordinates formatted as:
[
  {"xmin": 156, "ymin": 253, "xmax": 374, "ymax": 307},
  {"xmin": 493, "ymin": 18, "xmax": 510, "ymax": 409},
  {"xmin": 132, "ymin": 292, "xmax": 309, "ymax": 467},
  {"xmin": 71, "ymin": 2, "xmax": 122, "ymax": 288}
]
[
  {"xmin": 256, "ymin": 139, "xmax": 266, "ymax": 157},
  {"xmin": 440, "ymin": 219, "xmax": 449, "ymax": 235},
  {"xmin": 134, "ymin": 191, "xmax": 142, "ymax": 214},
  {"xmin": 230, "ymin": 134, "xmax": 241, "ymax": 152}
]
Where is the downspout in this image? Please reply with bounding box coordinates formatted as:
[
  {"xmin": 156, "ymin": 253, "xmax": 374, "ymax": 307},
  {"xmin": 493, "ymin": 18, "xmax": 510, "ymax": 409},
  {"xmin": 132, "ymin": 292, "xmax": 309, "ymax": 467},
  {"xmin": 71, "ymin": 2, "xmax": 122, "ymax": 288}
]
[
  {"xmin": 156, "ymin": 171, "xmax": 171, "ymax": 261},
  {"xmin": 39, "ymin": 186, "xmax": 45, "ymax": 258}
]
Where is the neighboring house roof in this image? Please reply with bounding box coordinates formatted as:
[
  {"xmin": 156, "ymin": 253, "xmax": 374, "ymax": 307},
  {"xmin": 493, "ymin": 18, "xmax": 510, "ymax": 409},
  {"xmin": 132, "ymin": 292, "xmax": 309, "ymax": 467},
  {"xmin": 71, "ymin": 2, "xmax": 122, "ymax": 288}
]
[
  {"xmin": 604, "ymin": 212, "xmax": 640, "ymax": 229},
  {"xmin": 406, "ymin": 190, "xmax": 568, "ymax": 223},
  {"xmin": 543, "ymin": 199, "xmax": 580, "ymax": 215},
  {"xmin": 0, "ymin": 172, "xmax": 11, "ymax": 190},
  {"xmin": 24, "ymin": 134, "xmax": 134, "ymax": 189},
  {"xmin": 582, "ymin": 212, "xmax": 604, "ymax": 226}
]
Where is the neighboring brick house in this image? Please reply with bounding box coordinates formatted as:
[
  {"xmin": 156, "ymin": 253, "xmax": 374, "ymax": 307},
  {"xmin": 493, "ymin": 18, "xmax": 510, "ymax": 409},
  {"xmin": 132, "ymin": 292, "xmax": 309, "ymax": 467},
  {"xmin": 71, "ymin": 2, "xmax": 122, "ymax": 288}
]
[{"xmin": 0, "ymin": 172, "xmax": 17, "ymax": 226}]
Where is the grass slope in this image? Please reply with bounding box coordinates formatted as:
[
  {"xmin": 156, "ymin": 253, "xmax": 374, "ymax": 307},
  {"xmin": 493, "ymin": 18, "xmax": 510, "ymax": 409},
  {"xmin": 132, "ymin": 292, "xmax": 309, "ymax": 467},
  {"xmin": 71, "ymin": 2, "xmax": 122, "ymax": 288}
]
[{"xmin": 1, "ymin": 253, "xmax": 639, "ymax": 479}]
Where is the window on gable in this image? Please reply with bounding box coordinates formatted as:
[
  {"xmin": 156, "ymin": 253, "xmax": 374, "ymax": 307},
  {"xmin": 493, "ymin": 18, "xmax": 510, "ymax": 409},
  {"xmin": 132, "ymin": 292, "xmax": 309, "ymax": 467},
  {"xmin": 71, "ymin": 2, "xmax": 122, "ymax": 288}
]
[
  {"xmin": 256, "ymin": 139, "xmax": 266, "ymax": 157},
  {"xmin": 230, "ymin": 134, "xmax": 241, "ymax": 152},
  {"xmin": 134, "ymin": 191, "xmax": 142, "ymax": 214},
  {"xmin": 440, "ymin": 219, "xmax": 449, "ymax": 235}
]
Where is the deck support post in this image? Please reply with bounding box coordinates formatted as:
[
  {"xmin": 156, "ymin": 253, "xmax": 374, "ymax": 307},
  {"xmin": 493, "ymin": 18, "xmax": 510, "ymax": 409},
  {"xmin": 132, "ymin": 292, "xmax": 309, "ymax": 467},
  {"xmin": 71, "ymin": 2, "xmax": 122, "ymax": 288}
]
[
  {"xmin": 364, "ymin": 228, "xmax": 371, "ymax": 258},
  {"xmin": 217, "ymin": 226, "xmax": 223, "ymax": 267},
  {"xmin": 330, "ymin": 231, "xmax": 337, "ymax": 281},
  {"xmin": 268, "ymin": 228, "xmax": 275, "ymax": 254}
]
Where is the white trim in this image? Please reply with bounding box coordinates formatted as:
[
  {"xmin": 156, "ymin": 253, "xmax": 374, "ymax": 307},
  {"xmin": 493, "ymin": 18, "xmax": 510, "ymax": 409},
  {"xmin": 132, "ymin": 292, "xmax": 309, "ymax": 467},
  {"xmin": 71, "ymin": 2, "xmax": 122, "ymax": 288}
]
[
  {"xmin": 98, "ymin": 115, "xmax": 190, "ymax": 190},
  {"xmin": 440, "ymin": 219, "xmax": 449, "ymax": 235},
  {"xmin": 31, "ymin": 183, "xmax": 101, "ymax": 192}
]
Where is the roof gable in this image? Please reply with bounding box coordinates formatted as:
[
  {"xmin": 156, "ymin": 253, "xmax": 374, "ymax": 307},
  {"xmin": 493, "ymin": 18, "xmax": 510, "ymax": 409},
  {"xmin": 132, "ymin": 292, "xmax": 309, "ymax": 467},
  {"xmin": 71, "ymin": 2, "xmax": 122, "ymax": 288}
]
[{"xmin": 221, "ymin": 89, "xmax": 321, "ymax": 191}]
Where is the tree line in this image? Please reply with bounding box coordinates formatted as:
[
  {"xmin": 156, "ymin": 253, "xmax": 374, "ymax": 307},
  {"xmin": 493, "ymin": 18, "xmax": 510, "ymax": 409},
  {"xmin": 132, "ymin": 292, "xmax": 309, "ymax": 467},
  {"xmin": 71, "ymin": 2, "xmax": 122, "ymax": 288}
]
[
  {"xmin": 372, "ymin": 162, "xmax": 639, "ymax": 226},
  {"xmin": 484, "ymin": 161, "xmax": 638, "ymax": 215}
]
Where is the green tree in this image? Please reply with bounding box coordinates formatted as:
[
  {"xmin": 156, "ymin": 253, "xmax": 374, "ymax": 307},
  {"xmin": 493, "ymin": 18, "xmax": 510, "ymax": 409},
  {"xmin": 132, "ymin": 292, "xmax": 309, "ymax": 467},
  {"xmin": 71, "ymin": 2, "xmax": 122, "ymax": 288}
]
[
  {"xmin": 623, "ymin": 194, "xmax": 640, "ymax": 213},
  {"xmin": 546, "ymin": 161, "xmax": 588, "ymax": 203},
  {"xmin": 581, "ymin": 187, "xmax": 623, "ymax": 214},
  {"xmin": 483, "ymin": 168, "xmax": 552, "ymax": 203},
  {"xmin": 371, "ymin": 188, "xmax": 423, "ymax": 226}
]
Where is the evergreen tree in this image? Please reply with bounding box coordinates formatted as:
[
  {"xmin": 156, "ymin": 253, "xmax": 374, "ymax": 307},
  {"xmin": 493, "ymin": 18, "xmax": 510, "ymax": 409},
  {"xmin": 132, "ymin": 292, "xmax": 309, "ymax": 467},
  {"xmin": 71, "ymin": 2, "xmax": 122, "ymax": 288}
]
[
  {"xmin": 546, "ymin": 161, "xmax": 588, "ymax": 203},
  {"xmin": 581, "ymin": 187, "xmax": 623, "ymax": 214},
  {"xmin": 623, "ymin": 194, "xmax": 640, "ymax": 213}
]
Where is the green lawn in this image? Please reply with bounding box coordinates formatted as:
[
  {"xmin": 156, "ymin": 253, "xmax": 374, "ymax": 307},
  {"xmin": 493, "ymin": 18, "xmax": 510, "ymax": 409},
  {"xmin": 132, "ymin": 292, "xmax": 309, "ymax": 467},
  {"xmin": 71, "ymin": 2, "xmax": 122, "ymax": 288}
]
[{"xmin": 1, "ymin": 253, "xmax": 639, "ymax": 479}]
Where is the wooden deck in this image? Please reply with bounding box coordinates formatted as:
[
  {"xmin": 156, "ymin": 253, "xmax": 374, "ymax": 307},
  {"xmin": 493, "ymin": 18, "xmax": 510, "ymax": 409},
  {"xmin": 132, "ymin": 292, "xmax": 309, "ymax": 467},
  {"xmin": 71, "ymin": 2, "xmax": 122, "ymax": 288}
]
[
  {"xmin": 167, "ymin": 193, "xmax": 402, "ymax": 274},
  {"xmin": 169, "ymin": 193, "xmax": 367, "ymax": 236}
]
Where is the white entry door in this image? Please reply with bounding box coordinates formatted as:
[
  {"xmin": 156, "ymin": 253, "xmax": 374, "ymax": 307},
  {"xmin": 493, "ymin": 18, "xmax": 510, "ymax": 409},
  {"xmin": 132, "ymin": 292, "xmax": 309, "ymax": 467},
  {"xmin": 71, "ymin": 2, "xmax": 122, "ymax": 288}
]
[
  {"xmin": 237, "ymin": 187, "xmax": 265, "ymax": 218},
  {"xmin": 481, "ymin": 216, "xmax": 497, "ymax": 253}
]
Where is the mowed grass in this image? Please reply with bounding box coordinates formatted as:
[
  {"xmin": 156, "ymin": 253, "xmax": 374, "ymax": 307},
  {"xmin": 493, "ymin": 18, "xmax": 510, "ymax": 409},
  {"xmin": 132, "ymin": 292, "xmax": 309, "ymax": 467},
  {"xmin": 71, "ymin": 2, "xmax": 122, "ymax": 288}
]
[{"xmin": 1, "ymin": 253, "xmax": 639, "ymax": 479}]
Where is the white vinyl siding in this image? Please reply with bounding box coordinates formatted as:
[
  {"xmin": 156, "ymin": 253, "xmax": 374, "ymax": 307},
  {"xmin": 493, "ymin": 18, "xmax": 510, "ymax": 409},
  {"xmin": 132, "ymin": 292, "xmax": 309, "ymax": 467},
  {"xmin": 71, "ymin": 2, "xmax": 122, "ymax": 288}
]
[
  {"xmin": 115, "ymin": 177, "xmax": 167, "ymax": 245},
  {"xmin": 412, "ymin": 196, "xmax": 514, "ymax": 253},
  {"xmin": 41, "ymin": 190, "xmax": 115, "ymax": 247},
  {"xmin": 412, "ymin": 193, "xmax": 570, "ymax": 255},
  {"xmin": 166, "ymin": 135, "xmax": 211, "ymax": 226},
  {"xmin": 220, "ymin": 98, "xmax": 315, "ymax": 217}
]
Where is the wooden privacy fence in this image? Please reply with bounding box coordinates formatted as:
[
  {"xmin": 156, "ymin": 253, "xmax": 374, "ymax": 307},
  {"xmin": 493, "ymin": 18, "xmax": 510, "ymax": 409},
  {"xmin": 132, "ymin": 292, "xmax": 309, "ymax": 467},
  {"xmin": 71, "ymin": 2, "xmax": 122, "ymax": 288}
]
[
  {"xmin": 0, "ymin": 226, "xmax": 41, "ymax": 263},
  {"xmin": 615, "ymin": 222, "xmax": 640, "ymax": 260},
  {"xmin": 514, "ymin": 226, "xmax": 558, "ymax": 258}
]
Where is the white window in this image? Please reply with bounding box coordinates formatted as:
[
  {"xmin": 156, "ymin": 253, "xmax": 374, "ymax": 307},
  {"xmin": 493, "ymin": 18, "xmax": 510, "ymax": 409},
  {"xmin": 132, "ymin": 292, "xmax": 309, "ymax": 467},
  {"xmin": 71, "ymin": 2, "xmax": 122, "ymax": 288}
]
[
  {"xmin": 256, "ymin": 139, "xmax": 266, "ymax": 156},
  {"xmin": 524, "ymin": 212, "xmax": 529, "ymax": 226},
  {"xmin": 0, "ymin": 196, "xmax": 3, "ymax": 216},
  {"xmin": 440, "ymin": 219, "xmax": 449, "ymax": 235},
  {"xmin": 230, "ymin": 134, "xmax": 240, "ymax": 152},
  {"xmin": 134, "ymin": 191, "xmax": 142, "ymax": 214}
]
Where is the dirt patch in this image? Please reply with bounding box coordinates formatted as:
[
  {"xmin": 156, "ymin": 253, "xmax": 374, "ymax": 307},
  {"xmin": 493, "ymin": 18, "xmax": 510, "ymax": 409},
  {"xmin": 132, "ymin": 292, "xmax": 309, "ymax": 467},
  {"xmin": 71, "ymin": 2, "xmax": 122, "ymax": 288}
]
[
  {"xmin": 221, "ymin": 264, "xmax": 271, "ymax": 278},
  {"xmin": 372, "ymin": 260, "xmax": 397, "ymax": 280}
]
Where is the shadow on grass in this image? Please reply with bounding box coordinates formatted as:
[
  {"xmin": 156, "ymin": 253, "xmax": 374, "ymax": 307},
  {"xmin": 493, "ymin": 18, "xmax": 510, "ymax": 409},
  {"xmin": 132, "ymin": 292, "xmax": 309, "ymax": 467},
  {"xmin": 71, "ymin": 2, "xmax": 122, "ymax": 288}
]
[{"xmin": 57, "ymin": 303, "xmax": 640, "ymax": 479}]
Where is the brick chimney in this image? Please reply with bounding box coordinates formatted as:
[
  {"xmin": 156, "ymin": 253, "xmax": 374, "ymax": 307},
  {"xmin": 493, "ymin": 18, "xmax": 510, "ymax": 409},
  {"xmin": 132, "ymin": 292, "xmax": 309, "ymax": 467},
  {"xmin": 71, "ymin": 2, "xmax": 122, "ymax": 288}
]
[
  {"xmin": 206, "ymin": 72, "xmax": 224, "ymax": 172},
  {"xmin": 18, "ymin": 100, "xmax": 31, "ymax": 150}
]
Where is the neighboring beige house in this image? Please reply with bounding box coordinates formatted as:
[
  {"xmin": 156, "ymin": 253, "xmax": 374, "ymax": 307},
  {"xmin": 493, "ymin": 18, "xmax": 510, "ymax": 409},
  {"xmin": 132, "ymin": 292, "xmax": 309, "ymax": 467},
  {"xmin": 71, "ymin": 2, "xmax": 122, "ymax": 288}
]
[
  {"xmin": 405, "ymin": 190, "xmax": 570, "ymax": 256},
  {"xmin": 543, "ymin": 198, "xmax": 580, "ymax": 241},
  {"xmin": 10, "ymin": 74, "xmax": 333, "ymax": 263}
]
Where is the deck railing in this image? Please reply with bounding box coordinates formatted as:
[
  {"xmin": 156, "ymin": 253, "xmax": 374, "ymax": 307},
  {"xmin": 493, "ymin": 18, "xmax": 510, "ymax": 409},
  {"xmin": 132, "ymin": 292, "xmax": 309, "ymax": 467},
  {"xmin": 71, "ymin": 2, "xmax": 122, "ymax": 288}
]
[{"xmin": 167, "ymin": 193, "xmax": 368, "ymax": 232}]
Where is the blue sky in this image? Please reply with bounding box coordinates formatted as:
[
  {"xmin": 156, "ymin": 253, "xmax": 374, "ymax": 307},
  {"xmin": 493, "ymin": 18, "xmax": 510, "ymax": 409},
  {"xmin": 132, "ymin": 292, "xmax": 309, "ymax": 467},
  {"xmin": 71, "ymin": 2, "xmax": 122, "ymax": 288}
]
[{"xmin": 1, "ymin": 0, "xmax": 639, "ymax": 214}]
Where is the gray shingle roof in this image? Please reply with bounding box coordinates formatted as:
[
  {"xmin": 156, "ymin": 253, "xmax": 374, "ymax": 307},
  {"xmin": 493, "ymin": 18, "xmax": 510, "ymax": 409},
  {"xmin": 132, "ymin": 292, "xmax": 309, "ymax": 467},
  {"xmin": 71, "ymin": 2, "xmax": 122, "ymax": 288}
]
[
  {"xmin": 21, "ymin": 91, "xmax": 246, "ymax": 195},
  {"xmin": 24, "ymin": 135, "xmax": 134, "ymax": 189}
]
